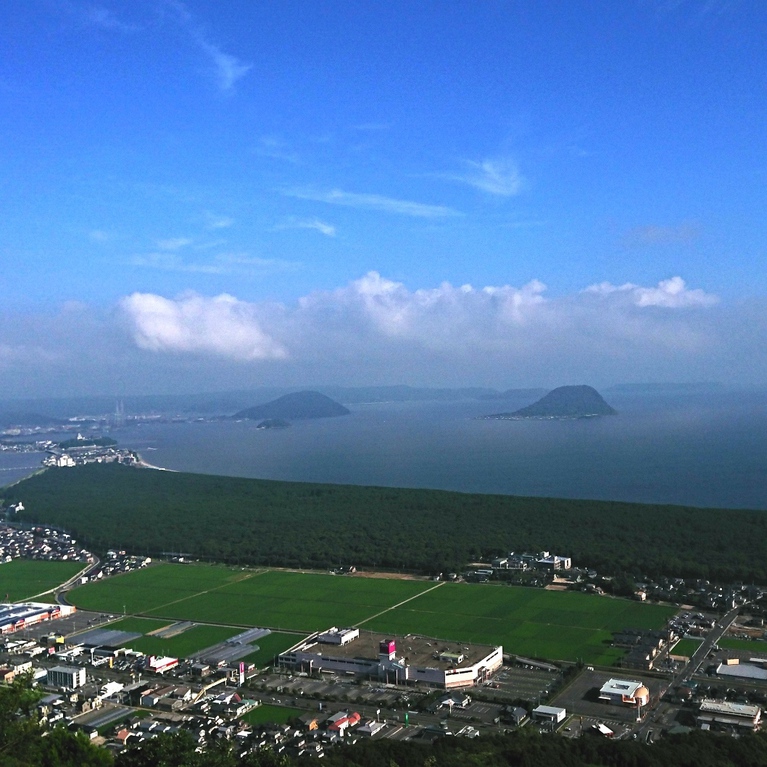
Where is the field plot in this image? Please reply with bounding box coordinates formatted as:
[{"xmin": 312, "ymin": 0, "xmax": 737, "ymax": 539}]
[
  {"xmin": 242, "ymin": 704, "xmax": 302, "ymax": 725},
  {"xmin": 67, "ymin": 564, "xmax": 259, "ymax": 615},
  {"xmin": 144, "ymin": 571, "xmax": 435, "ymax": 632},
  {"xmin": 67, "ymin": 565, "xmax": 676, "ymax": 665},
  {"xmin": 240, "ymin": 632, "xmax": 305, "ymax": 667},
  {"xmin": 103, "ymin": 616, "xmax": 172, "ymax": 634},
  {"xmin": 719, "ymin": 637, "xmax": 767, "ymax": 652},
  {"xmin": 1, "ymin": 559, "xmax": 84, "ymax": 602},
  {"xmin": 365, "ymin": 583, "xmax": 676, "ymax": 665},
  {"xmin": 69, "ymin": 565, "xmax": 435, "ymax": 632},
  {"xmin": 671, "ymin": 638, "xmax": 702, "ymax": 657},
  {"xmin": 127, "ymin": 624, "xmax": 243, "ymax": 658}
]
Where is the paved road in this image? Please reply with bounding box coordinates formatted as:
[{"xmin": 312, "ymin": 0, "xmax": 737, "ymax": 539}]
[{"xmin": 629, "ymin": 604, "xmax": 743, "ymax": 739}]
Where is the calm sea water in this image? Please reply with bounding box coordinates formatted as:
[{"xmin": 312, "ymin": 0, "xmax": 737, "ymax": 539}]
[{"xmin": 3, "ymin": 390, "xmax": 766, "ymax": 510}]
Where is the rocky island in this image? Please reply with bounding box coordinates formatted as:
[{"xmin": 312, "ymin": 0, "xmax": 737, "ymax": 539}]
[
  {"xmin": 480, "ymin": 384, "xmax": 617, "ymax": 420},
  {"xmin": 234, "ymin": 390, "xmax": 351, "ymax": 421}
]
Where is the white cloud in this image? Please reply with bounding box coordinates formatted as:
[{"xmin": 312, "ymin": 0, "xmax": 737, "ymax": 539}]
[
  {"xmin": 156, "ymin": 237, "xmax": 193, "ymax": 250},
  {"xmin": 69, "ymin": 4, "xmax": 139, "ymax": 32},
  {"xmin": 1, "ymin": 274, "xmax": 750, "ymax": 397},
  {"xmin": 622, "ymin": 222, "xmax": 700, "ymax": 247},
  {"xmin": 284, "ymin": 188, "xmax": 460, "ymax": 218},
  {"xmin": 275, "ymin": 217, "xmax": 337, "ymax": 237},
  {"xmin": 451, "ymin": 157, "xmax": 525, "ymax": 196},
  {"xmin": 197, "ymin": 39, "xmax": 252, "ymax": 92},
  {"xmin": 165, "ymin": 0, "xmax": 252, "ymax": 93},
  {"xmin": 256, "ymin": 137, "xmax": 300, "ymax": 164},
  {"xmin": 120, "ymin": 292, "xmax": 287, "ymax": 360},
  {"xmin": 584, "ymin": 276, "xmax": 719, "ymax": 308},
  {"xmin": 130, "ymin": 251, "xmax": 299, "ymax": 276},
  {"xmin": 204, "ymin": 212, "xmax": 235, "ymax": 229},
  {"xmin": 119, "ymin": 274, "xmax": 722, "ymax": 372}
]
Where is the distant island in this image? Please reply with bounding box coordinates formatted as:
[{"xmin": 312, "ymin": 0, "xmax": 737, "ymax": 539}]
[
  {"xmin": 480, "ymin": 385, "xmax": 617, "ymax": 420},
  {"xmin": 233, "ymin": 390, "xmax": 351, "ymax": 421},
  {"xmin": 256, "ymin": 418, "xmax": 291, "ymax": 430}
]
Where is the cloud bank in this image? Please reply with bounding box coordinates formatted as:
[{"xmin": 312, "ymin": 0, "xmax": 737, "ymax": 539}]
[{"xmin": 1, "ymin": 273, "xmax": 761, "ymax": 397}]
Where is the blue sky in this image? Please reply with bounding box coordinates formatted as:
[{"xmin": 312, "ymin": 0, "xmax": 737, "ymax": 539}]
[{"xmin": 1, "ymin": 0, "xmax": 766, "ymax": 397}]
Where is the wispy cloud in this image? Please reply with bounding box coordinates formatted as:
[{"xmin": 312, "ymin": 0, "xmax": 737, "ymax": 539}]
[
  {"xmin": 204, "ymin": 212, "xmax": 235, "ymax": 230},
  {"xmin": 254, "ymin": 136, "xmax": 300, "ymax": 164},
  {"xmin": 275, "ymin": 217, "xmax": 337, "ymax": 237},
  {"xmin": 129, "ymin": 251, "xmax": 299, "ymax": 276},
  {"xmin": 447, "ymin": 157, "xmax": 525, "ymax": 196},
  {"xmin": 196, "ymin": 39, "xmax": 252, "ymax": 92},
  {"xmin": 622, "ymin": 222, "xmax": 700, "ymax": 247},
  {"xmin": 66, "ymin": 3, "xmax": 139, "ymax": 32},
  {"xmin": 353, "ymin": 122, "xmax": 391, "ymax": 132},
  {"xmin": 156, "ymin": 237, "xmax": 193, "ymax": 251},
  {"xmin": 164, "ymin": 0, "xmax": 252, "ymax": 93},
  {"xmin": 284, "ymin": 188, "xmax": 461, "ymax": 218}
]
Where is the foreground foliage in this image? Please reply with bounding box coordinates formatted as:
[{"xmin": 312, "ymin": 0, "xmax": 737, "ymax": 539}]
[{"xmin": 5, "ymin": 463, "xmax": 767, "ymax": 582}]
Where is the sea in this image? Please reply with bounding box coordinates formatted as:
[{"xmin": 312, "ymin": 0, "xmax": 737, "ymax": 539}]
[{"xmin": 2, "ymin": 389, "xmax": 766, "ymax": 510}]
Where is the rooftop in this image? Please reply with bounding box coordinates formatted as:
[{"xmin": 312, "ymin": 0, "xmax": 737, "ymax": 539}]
[{"xmin": 295, "ymin": 630, "xmax": 498, "ymax": 671}]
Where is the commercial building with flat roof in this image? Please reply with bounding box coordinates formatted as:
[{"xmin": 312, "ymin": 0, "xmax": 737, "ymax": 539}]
[
  {"xmin": 598, "ymin": 678, "xmax": 650, "ymax": 707},
  {"xmin": 279, "ymin": 629, "xmax": 502, "ymax": 689},
  {"xmin": 0, "ymin": 602, "xmax": 75, "ymax": 635},
  {"xmin": 698, "ymin": 699, "xmax": 761, "ymax": 731},
  {"xmin": 47, "ymin": 665, "xmax": 86, "ymax": 690}
]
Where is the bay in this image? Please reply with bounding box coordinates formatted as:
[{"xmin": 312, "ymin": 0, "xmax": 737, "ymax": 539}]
[{"xmin": 106, "ymin": 390, "xmax": 767, "ymax": 511}]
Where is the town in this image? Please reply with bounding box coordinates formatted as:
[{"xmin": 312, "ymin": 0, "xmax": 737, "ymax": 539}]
[{"xmin": 1, "ymin": 518, "xmax": 767, "ymax": 761}]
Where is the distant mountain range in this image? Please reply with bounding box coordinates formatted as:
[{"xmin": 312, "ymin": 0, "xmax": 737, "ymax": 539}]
[
  {"xmin": 234, "ymin": 391, "xmax": 351, "ymax": 421},
  {"xmin": 0, "ymin": 412, "xmax": 67, "ymax": 429},
  {"xmin": 0, "ymin": 381, "xmax": 733, "ymax": 422},
  {"xmin": 482, "ymin": 385, "xmax": 617, "ymax": 419}
]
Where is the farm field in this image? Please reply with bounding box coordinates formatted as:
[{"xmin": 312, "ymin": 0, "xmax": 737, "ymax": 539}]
[
  {"xmin": 719, "ymin": 637, "xmax": 767, "ymax": 652},
  {"xmin": 103, "ymin": 617, "xmax": 171, "ymax": 634},
  {"xmin": 242, "ymin": 704, "xmax": 303, "ymax": 725},
  {"xmin": 66, "ymin": 564, "xmax": 677, "ymax": 665},
  {"xmin": 67, "ymin": 564, "xmax": 251, "ymax": 615},
  {"xmin": 365, "ymin": 583, "xmax": 677, "ymax": 665},
  {"xmin": 671, "ymin": 638, "xmax": 702, "ymax": 657},
  {"xmin": 1, "ymin": 559, "xmax": 84, "ymax": 602},
  {"xmin": 98, "ymin": 616, "xmax": 302, "ymax": 667},
  {"xmin": 240, "ymin": 631, "xmax": 305, "ymax": 667},
  {"xmin": 126, "ymin": 624, "xmax": 243, "ymax": 658},
  {"xmin": 68, "ymin": 565, "xmax": 435, "ymax": 632}
]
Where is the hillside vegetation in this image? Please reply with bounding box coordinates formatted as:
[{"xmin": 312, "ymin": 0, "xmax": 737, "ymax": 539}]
[{"xmin": 4, "ymin": 463, "xmax": 767, "ymax": 582}]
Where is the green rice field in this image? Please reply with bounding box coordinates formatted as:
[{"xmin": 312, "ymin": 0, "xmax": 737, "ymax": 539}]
[
  {"xmin": 68, "ymin": 565, "xmax": 435, "ymax": 631},
  {"xmin": 90, "ymin": 615, "xmax": 301, "ymax": 666},
  {"xmin": 365, "ymin": 582, "xmax": 676, "ymax": 665},
  {"xmin": 670, "ymin": 638, "xmax": 702, "ymax": 657},
  {"xmin": 1, "ymin": 559, "xmax": 84, "ymax": 602},
  {"xmin": 242, "ymin": 704, "xmax": 303, "ymax": 725},
  {"xmin": 66, "ymin": 564, "xmax": 677, "ymax": 664},
  {"xmin": 126, "ymin": 624, "xmax": 243, "ymax": 658},
  {"xmin": 719, "ymin": 637, "xmax": 767, "ymax": 653},
  {"xmin": 239, "ymin": 631, "xmax": 305, "ymax": 667}
]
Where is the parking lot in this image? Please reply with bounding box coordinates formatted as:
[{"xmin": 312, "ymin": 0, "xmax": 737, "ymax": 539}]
[
  {"xmin": 486, "ymin": 665, "xmax": 562, "ymax": 704},
  {"xmin": 551, "ymin": 668, "xmax": 666, "ymax": 723},
  {"xmin": 2, "ymin": 609, "xmax": 113, "ymax": 646}
]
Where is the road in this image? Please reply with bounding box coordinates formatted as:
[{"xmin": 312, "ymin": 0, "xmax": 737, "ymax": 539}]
[{"xmin": 629, "ymin": 604, "xmax": 743, "ymax": 739}]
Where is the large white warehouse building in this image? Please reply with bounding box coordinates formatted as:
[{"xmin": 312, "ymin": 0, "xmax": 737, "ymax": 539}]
[{"xmin": 279, "ymin": 628, "xmax": 502, "ymax": 689}]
